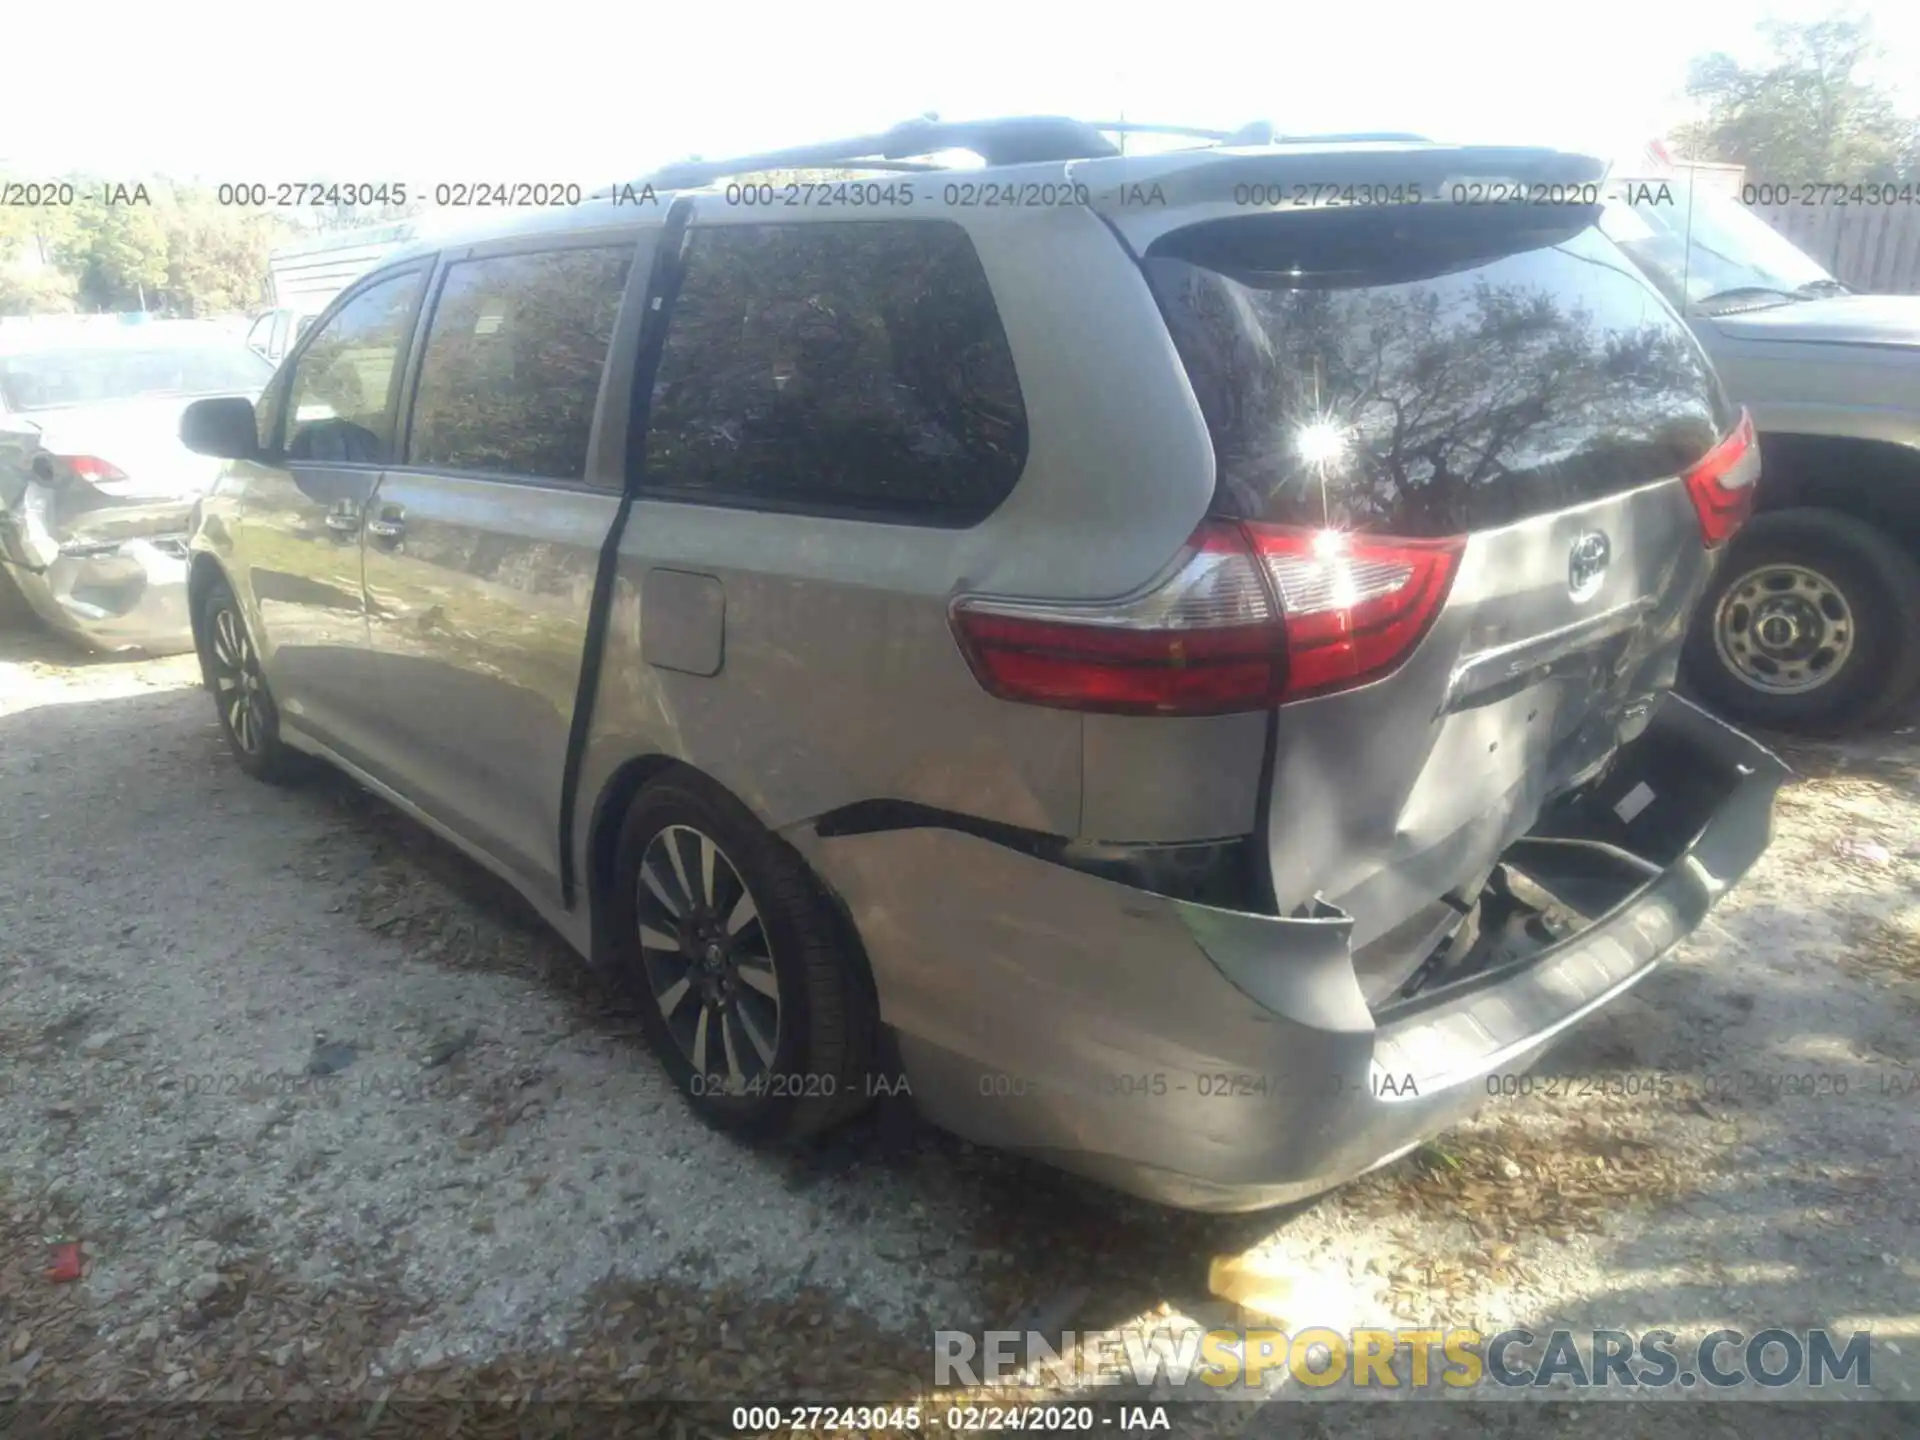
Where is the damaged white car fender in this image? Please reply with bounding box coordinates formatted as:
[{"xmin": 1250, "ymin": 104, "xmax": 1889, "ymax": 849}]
[{"xmin": 0, "ymin": 329, "xmax": 271, "ymax": 653}]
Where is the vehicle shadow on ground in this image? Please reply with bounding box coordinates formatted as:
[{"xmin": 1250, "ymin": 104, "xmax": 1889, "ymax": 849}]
[
  {"xmin": 0, "ymin": 599, "xmax": 203, "ymax": 670},
  {"xmin": 290, "ymin": 749, "xmax": 1299, "ymax": 1330},
  {"xmin": 158, "ymin": 715, "xmax": 1337, "ymax": 1345},
  {"xmin": 0, "ymin": 626, "xmax": 140, "ymax": 670}
]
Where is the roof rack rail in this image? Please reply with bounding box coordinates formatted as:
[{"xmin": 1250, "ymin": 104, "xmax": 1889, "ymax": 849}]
[
  {"xmin": 1270, "ymin": 131, "xmax": 1433, "ymax": 144},
  {"xmin": 635, "ymin": 116, "xmax": 1124, "ymax": 191},
  {"xmin": 595, "ymin": 119, "xmax": 1433, "ymax": 199},
  {"xmin": 1089, "ymin": 120, "xmax": 1278, "ymax": 146},
  {"xmin": 1085, "ymin": 124, "xmax": 1430, "ymax": 147}
]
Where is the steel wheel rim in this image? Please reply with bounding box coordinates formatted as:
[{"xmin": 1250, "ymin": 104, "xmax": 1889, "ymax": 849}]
[
  {"xmin": 1712, "ymin": 562, "xmax": 1856, "ymax": 696},
  {"xmin": 209, "ymin": 604, "xmax": 266, "ymax": 753},
  {"xmin": 635, "ymin": 824, "xmax": 781, "ymax": 1095}
]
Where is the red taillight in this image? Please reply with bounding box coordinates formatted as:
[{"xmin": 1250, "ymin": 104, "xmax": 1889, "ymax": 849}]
[
  {"xmin": 951, "ymin": 521, "xmax": 1282, "ymax": 715},
  {"xmin": 950, "ymin": 519, "xmax": 1463, "ymax": 715},
  {"xmin": 52, "ymin": 454, "xmax": 129, "ymax": 484},
  {"xmin": 1244, "ymin": 524, "xmax": 1464, "ymax": 699},
  {"xmin": 1681, "ymin": 410, "xmax": 1759, "ymax": 548}
]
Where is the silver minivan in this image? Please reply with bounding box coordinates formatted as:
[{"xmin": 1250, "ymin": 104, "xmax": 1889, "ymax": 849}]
[{"xmin": 180, "ymin": 118, "xmax": 1785, "ymax": 1211}]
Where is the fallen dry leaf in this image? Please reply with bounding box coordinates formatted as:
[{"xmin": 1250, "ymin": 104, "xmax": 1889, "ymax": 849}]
[
  {"xmin": 1344, "ymin": 1113, "xmax": 1702, "ymax": 1258},
  {"xmin": 1206, "ymin": 1252, "xmax": 1295, "ymax": 1323},
  {"xmin": 42, "ymin": 1243, "xmax": 83, "ymax": 1284}
]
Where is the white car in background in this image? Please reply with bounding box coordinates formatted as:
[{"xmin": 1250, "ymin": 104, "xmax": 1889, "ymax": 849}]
[
  {"xmin": 243, "ymin": 306, "xmax": 318, "ymax": 366},
  {"xmin": 0, "ymin": 319, "xmax": 273, "ymax": 653},
  {"xmin": 248, "ymin": 221, "xmax": 422, "ymax": 366}
]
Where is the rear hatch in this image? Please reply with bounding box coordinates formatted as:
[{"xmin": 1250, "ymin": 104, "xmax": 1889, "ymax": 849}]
[{"xmin": 1106, "ymin": 148, "xmax": 1748, "ymax": 988}]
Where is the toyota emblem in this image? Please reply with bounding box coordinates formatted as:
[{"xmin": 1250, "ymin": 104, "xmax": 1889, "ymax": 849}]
[{"xmin": 1568, "ymin": 531, "xmax": 1611, "ymax": 602}]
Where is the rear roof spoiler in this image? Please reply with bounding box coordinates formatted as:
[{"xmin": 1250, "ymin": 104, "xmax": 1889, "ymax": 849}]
[
  {"xmin": 1075, "ymin": 143, "xmax": 1604, "ymax": 201},
  {"xmin": 1072, "ymin": 144, "xmax": 1608, "ymax": 253},
  {"xmin": 593, "ymin": 118, "xmax": 1590, "ymax": 223}
]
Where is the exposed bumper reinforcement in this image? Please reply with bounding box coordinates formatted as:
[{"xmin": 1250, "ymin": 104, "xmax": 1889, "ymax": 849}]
[{"xmin": 800, "ymin": 693, "xmax": 1787, "ymax": 1212}]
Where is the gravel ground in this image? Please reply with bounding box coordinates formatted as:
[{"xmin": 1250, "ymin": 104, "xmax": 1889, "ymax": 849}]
[{"xmin": 0, "ymin": 617, "xmax": 1915, "ymax": 1437}]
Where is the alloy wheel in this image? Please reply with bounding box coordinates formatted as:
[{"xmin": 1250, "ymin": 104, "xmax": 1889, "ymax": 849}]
[
  {"xmin": 635, "ymin": 824, "xmax": 781, "ymax": 1095},
  {"xmin": 209, "ymin": 604, "xmax": 267, "ymax": 753},
  {"xmin": 1713, "ymin": 562, "xmax": 1856, "ymax": 696}
]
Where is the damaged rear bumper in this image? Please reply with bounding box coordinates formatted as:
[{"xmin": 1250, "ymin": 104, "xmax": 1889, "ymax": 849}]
[
  {"xmin": 0, "ymin": 538, "xmax": 194, "ymax": 654},
  {"xmin": 799, "ymin": 694, "xmax": 1787, "ymax": 1212},
  {"xmin": 1, "ymin": 466, "xmax": 200, "ymax": 654}
]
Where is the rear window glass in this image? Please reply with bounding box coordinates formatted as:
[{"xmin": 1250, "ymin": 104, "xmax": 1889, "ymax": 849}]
[
  {"xmin": 1145, "ymin": 209, "xmax": 1735, "ymax": 536},
  {"xmin": 0, "ymin": 344, "xmax": 271, "ymax": 411}
]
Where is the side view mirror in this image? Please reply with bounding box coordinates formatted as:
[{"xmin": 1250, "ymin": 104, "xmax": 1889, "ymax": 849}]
[{"xmin": 181, "ymin": 396, "xmax": 260, "ymax": 461}]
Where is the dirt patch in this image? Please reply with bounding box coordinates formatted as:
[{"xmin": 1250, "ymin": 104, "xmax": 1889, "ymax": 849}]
[
  {"xmin": 1842, "ymin": 914, "xmax": 1920, "ymax": 995},
  {"xmin": 0, "ymin": 1198, "xmax": 420, "ymax": 1402},
  {"xmin": 1349, "ymin": 1114, "xmax": 1704, "ymax": 1245}
]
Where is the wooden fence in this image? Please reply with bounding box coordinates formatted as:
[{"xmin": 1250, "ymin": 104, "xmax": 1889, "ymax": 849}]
[{"xmin": 1748, "ymin": 197, "xmax": 1920, "ymax": 294}]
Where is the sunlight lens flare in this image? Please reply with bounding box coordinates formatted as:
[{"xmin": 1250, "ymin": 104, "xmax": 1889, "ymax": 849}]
[{"xmin": 1293, "ymin": 418, "xmax": 1350, "ymax": 469}]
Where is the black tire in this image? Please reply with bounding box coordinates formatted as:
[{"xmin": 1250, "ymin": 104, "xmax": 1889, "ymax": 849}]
[
  {"xmin": 198, "ymin": 576, "xmax": 302, "ymax": 782},
  {"xmin": 608, "ymin": 774, "xmax": 877, "ymax": 1141},
  {"xmin": 0, "ymin": 563, "xmax": 32, "ymax": 630},
  {"xmin": 1682, "ymin": 508, "xmax": 1920, "ymax": 735}
]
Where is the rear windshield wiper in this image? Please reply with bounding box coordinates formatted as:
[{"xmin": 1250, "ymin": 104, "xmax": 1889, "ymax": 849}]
[{"xmin": 1696, "ymin": 285, "xmax": 1801, "ymax": 314}]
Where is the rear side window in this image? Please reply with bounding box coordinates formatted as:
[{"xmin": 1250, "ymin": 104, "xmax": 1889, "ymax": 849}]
[
  {"xmin": 408, "ymin": 246, "xmax": 634, "ymax": 482},
  {"xmin": 245, "ymin": 312, "xmax": 276, "ymax": 356},
  {"xmin": 642, "ymin": 221, "xmax": 1027, "ymax": 524},
  {"xmin": 1145, "ymin": 208, "xmax": 1736, "ymax": 536},
  {"xmin": 285, "ymin": 269, "xmax": 425, "ymax": 464}
]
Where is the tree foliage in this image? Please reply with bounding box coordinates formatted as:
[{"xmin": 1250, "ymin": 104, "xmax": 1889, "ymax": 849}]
[
  {"xmin": 0, "ymin": 175, "xmax": 311, "ymax": 317},
  {"xmin": 0, "ymin": 250, "xmax": 80, "ymax": 315},
  {"xmin": 301, "ymin": 195, "xmax": 426, "ymax": 236},
  {"xmin": 58, "ymin": 188, "xmax": 173, "ymax": 308},
  {"xmin": 1677, "ymin": 16, "xmax": 1920, "ymax": 181},
  {"xmin": 163, "ymin": 203, "xmax": 284, "ymax": 316}
]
